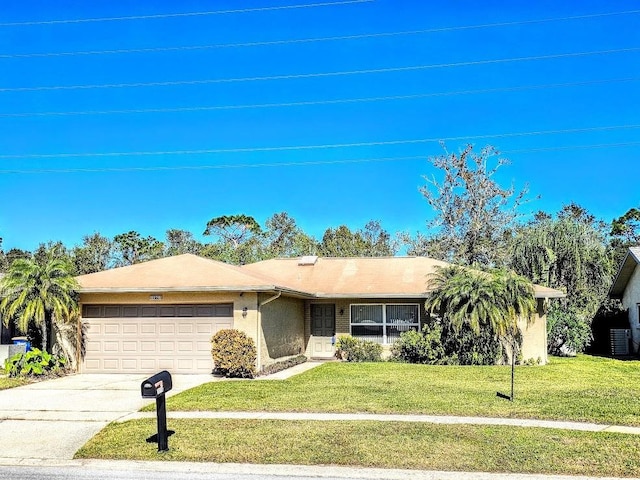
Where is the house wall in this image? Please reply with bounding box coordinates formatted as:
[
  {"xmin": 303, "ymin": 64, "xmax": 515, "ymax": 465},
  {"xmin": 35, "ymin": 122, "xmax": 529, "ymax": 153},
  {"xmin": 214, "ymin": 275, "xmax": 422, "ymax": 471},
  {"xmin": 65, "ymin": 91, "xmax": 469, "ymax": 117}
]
[
  {"xmin": 518, "ymin": 298, "xmax": 548, "ymax": 365},
  {"xmin": 622, "ymin": 265, "xmax": 640, "ymax": 353},
  {"xmin": 258, "ymin": 294, "xmax": 305, "ymax": 368},
  {"xmin": 302, "ymin": 296, "xmax": 549, "ymax": 365}
]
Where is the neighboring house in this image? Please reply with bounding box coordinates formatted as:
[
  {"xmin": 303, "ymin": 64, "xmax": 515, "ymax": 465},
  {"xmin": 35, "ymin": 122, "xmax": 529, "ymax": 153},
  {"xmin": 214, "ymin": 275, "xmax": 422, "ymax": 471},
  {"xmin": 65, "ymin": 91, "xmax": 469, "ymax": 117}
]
[
  {"xmin": 609, "ymin": 246, "xmax": 640, "ymax": 353},
  {"xmin": 76, "ymin": 254, "xmax": 564, "ymax": 374}
]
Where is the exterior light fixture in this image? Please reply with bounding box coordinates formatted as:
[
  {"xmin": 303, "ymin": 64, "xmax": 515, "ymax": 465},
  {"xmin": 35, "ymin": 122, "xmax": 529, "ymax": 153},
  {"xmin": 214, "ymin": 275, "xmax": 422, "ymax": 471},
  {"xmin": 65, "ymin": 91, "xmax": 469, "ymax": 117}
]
[{"xmin": 242, "ymin": 307, "xmax": 248, "ymax": 318}]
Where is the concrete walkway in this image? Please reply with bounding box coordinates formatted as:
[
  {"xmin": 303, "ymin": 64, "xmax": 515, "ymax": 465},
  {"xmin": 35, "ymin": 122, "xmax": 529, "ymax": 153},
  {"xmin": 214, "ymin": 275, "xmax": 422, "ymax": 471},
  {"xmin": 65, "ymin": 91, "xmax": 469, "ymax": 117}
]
[
  {"xmin": 122, "ymin": 410, "xmax": 640, "ymax": 435},
  {"xmin": 122, "ymin": 360, "xmax": 640, "ymax": 435}
]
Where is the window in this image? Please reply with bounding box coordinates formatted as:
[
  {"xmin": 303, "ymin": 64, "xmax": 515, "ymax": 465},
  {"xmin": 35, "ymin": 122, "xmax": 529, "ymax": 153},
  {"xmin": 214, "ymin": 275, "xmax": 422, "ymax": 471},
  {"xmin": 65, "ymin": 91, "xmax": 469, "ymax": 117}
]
[{"xmin": 350, "ymin": 304, "xmax": 420, "ymax": 344}]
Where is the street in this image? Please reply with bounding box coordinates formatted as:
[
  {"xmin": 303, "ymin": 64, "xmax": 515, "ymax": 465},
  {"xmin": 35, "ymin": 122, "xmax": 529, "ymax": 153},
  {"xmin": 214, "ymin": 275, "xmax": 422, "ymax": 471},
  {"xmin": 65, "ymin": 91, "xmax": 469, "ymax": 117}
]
[{"xmin": 0, "ymin": 461, "xmax": 636, "ymax": 480}]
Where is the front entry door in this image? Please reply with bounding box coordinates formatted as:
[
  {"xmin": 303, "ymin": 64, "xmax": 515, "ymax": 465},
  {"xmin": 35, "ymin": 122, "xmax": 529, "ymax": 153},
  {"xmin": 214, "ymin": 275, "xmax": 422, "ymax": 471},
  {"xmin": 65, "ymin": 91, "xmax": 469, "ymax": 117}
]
[{"xmin": 310, "ymin": 304, "xmax": 335, "ymax": 358}]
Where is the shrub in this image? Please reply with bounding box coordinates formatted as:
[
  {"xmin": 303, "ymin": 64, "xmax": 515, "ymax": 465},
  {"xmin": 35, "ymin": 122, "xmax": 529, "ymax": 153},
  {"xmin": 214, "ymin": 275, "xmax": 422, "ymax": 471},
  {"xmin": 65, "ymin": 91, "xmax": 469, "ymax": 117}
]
[
  {"xmin": 335, "ymin": 336, "xmax": 382, "ymax": 362},
  {"xmin": 211, "ymin": 329, "xmax": 257, "ymax": 378},
  {"xmin": 4, "ymin": 348, "xmax": 67, "ymax": 378},
  {"xmin": 441, "ymin": 322, "xmax": 505, "ymax": 366},
  {"xmin": 390, "ymin": 324, "xmax": 445, "ymax": 364},
  {"xmin": 259, "ymin": 355, "xmax": 307, "ymax": 376},
  {"xmin": 390, "ymin": 321, "xmax": 510, "ymax": 366},
  {"xmin": 547, "ymin": 306, "xmax": 592, "ymax": 356}
]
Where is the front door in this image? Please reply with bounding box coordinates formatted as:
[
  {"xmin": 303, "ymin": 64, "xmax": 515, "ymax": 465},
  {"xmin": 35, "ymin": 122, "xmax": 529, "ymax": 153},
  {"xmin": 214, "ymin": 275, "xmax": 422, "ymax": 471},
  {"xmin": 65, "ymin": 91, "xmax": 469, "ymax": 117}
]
[{"xmin": 310, "ymin": 304, "xmax": 335, "ymax": 358}]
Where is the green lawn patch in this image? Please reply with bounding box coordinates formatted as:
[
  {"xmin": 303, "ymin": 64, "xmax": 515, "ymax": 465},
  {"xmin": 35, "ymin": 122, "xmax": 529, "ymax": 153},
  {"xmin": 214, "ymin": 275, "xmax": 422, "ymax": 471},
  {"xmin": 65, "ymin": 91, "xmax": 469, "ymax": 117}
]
[
  {"xmin": 75, "ymin": 418, "xmax": 640, "ymax": 477},
  {"xmin": 158, "ymin": 355, "xmax": 640, "ymax": 426},
  {"xmin": 0, "ymin": 376, "xmax": 29, "ymax": 390}
]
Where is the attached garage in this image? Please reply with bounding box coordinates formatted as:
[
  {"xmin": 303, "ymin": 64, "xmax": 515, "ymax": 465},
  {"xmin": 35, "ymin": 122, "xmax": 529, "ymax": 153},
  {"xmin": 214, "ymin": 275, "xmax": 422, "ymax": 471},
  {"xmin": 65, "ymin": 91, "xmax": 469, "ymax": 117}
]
[{"xmin": 82, "ymin": 304, "xmax": 233, "ymax": 374}]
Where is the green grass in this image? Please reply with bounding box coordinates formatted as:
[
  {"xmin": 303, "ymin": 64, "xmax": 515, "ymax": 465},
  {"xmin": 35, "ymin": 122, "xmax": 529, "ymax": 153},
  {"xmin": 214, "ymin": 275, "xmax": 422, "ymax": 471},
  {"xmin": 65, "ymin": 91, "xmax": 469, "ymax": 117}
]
[
  {"xmin": 0, "ymin": 376, "xmax": 29, "ymax": 390},
  {"xmin": 158, "ymin": 355, "xmax": 640, "ymax": 426},
  {"xmin": 75, "ymin": 418, "xmax": 640, "ymax": 477}
]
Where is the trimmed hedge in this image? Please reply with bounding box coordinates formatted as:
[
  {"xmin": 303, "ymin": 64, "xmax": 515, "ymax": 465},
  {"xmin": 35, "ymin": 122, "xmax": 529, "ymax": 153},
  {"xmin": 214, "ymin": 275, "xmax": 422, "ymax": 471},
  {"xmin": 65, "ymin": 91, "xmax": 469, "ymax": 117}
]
[
  {"xmin": 211, "ymin": 329, "xmax": 257, "ymax": 378},
  {"xmin": 259, "ymin": 355, "xmax": 307, "ymax": 376},
  {"xmin": 335, "ymin": 336, "xmax": 383, "ymax": 362}
]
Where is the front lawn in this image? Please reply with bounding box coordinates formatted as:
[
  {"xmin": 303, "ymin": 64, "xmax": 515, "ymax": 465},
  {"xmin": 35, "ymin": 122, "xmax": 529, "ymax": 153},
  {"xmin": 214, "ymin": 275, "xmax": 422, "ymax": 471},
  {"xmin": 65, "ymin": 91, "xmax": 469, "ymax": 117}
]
[
  {"xmin": 76, "ymin": 419, "xmax": 640, "ymax": 477},
  {"xmin": 160, "ymin": 355, "xmax": 640, "ymax": 426},
  {"xmin": 0, "ymin": 376, "xmax": 29, "ymax": 390}
]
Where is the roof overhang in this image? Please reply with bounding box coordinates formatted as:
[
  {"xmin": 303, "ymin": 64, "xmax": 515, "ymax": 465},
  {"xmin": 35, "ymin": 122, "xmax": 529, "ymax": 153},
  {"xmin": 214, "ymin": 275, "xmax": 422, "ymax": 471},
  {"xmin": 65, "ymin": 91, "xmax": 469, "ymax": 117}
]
[
  {"xmin": 78, "ymin": 285, "xmax": 314, "ymax": 298},
  {"xmin": 609, "ymin": 248, "xmax": 640, "ymax": 299}
]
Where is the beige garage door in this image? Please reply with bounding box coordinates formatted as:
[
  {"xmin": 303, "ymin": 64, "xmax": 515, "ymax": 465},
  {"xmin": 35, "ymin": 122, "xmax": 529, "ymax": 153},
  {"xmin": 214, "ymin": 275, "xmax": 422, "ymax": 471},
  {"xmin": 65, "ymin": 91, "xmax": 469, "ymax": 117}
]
[{"xmin": 82, "ymin": 304, "xmax": 233, "ymax": 374}]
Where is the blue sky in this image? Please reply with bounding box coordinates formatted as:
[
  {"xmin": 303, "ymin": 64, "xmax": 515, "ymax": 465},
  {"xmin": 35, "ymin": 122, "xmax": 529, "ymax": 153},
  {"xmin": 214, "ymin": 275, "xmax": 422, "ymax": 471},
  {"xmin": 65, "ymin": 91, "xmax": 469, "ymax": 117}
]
[{"xmin": 0, "ymin": 0, "xmax": 638, "ymax": 251}]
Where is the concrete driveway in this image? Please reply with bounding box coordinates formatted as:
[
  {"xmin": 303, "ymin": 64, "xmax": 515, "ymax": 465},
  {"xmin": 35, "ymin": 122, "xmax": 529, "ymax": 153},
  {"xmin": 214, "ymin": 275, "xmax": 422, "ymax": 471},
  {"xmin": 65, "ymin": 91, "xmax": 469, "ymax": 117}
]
[{"xmin": 0, "ymin": 373, "xmax": 215, "ymax": 463}]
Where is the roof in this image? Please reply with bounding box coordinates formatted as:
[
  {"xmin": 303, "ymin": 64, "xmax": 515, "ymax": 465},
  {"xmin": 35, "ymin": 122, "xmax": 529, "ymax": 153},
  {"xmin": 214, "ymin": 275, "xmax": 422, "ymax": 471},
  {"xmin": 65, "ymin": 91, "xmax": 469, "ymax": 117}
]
[
  {"xmin": 243, "ymin": 256, "xmax": 565, "ymax": 299},
  {"xmin": 76, "ymin": 254, "xmax": 307, "ymax": 296},
  {"xmin": 609, "ymin": 247, "xmax": 640, "ymax": 299},
  {"xmin": 243, "ymin": 256, "xmax": 449, "ymax": 298},
  {"xmin": 76, "ymin": 254, "xmax": 565, "ymax": 299}
]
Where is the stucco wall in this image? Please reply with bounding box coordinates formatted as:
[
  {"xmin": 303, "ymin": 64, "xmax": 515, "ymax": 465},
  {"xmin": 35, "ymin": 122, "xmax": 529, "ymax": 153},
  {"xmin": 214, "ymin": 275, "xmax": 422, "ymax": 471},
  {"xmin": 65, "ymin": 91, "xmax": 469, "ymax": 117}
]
[
  {"xmin": 622, "ymin": 265, "xmax": 640, "ymax": 352},
  {"xmin": 259, "ymin": 294, "xmax": 305, "ymax": 367},
  {"xmin": 517, "ymin": 299, "xmax": 548, "ymax": 365}
]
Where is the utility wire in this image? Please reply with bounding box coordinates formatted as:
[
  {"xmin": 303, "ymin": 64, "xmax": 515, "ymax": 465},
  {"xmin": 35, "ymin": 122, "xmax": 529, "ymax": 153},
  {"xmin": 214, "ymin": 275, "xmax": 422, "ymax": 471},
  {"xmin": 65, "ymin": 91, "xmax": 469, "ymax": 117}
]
[
  {"xmin": 0, "ymin": 142, "xmax": 639, "ymax": 174},
  {"xmin": 1, "ymin": 77, "xmax": 636, "ymax": 118},
  {"xmin": 1, "ymin": 47, "xmax": 638, "ymax": 93},
  {"xmin": 2, "ymin": 9, "xmax": 638, "ymax": 58},
  {"xmin": 0, "ymin": 0, "xmax": 373, "ymax": 27},
  {"xmin": 1, "ymin": 124, "xmax": 638, "ymax": 159}
]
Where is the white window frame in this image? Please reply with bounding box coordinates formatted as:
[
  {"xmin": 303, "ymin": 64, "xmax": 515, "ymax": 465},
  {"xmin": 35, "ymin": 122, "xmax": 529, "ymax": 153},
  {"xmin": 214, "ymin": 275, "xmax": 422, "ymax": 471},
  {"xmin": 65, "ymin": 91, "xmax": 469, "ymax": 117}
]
[{"xmin": 350, "ymin": 303, "xmax": 421, "ymax": 344}]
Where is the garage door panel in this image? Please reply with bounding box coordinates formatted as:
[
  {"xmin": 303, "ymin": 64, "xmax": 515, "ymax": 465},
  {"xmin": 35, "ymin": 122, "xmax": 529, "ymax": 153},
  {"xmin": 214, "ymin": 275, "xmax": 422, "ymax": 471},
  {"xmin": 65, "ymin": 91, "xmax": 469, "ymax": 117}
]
[
  {"xmin": 85, "ymin": 341, "xmax": 101, "ymax": 352},
  {"xmin": 141, "ymin": 324, "xmax": 156, "ymax": 334},
  {"xmin": 122, "ymin": 324, "xmax": 138, "ymax": 335},
  {"xmin": 104, "ymin": 359, "xmax": 119, "ymax": 370},
  {"xmin": 179, "ymin": 324, "xmax": 194, "ymax": 334},
  {"xmin": 159, "ymin": 324, "xmax": 175, "ymax": 335},
  {"xmin": 82, "ymin": 303, "xmax": 234, "ymax": 374},
  {"xmin": 140, "ymin": 358, "xmax": 157, "ymax": 370},
  {"xmin": 158, "ymin": 359, "xmax": 175, "ymax": 370},
  {"xmin": 104, "ymin": 324, "xmax": 120, "ymax": 335}
]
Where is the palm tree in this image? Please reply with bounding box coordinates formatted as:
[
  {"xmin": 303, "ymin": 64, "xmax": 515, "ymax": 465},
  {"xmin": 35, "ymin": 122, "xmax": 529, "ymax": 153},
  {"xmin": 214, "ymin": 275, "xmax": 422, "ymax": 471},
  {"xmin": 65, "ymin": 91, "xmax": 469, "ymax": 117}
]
[
  {"xmin": 425, "ymin": 265, "xmax": 536, "ymax": 399},
  {"xmin": 0, "ymin": 255, "xmax": 79, "ymax": 352}
]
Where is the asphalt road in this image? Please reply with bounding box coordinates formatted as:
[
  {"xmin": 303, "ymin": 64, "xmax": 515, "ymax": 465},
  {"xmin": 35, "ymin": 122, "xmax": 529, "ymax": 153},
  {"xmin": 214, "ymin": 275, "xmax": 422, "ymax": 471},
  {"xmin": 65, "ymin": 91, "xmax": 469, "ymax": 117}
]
[{"xmin": 0, "ymin": 462, "xmax": 637, "ymax": 480}]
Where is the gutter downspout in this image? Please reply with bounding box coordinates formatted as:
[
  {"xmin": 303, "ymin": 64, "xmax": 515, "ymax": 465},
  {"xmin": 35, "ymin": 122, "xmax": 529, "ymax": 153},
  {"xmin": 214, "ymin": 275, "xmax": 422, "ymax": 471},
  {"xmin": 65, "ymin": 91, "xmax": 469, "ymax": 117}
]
[{"xmin": 257, "ymin": 290, "xmax": 282, "ymax": 372}]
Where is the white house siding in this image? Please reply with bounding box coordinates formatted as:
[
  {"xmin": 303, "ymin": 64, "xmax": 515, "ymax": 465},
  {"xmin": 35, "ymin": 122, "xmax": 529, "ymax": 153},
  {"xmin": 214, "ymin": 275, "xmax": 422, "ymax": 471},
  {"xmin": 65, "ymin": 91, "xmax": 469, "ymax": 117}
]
[{"xmin": 621, "ymin": 264, "xmax": 640, "ymax": 353}]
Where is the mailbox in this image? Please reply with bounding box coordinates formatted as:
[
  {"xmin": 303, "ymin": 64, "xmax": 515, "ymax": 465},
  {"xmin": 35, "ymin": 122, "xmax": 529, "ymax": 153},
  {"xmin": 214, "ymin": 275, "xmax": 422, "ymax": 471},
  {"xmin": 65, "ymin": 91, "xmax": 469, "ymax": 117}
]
[
  {"xmin": 141, "ymin": 370, "xmax": 172, "ymax": 399},
  {"xmin": 141, "ymin": 370, "xmax": 174, "ymax": 452}
]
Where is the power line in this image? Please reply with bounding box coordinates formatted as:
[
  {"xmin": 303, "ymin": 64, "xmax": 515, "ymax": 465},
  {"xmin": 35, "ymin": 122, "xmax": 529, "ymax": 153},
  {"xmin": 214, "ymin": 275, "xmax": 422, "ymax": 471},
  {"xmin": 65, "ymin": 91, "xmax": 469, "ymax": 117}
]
[
  {"xmin": 2, "ymin": 9, "xmax": 638, "ymax": 58},
  {"xmin": 1, "ymin": 142, "xmax": 638, "ymax": 174},
  {"xmin": 1, "ymin": 124, "xmax": 638, "ymax": 159},
  {"xmin": 0, "ymin": 0, "xmax": 373, "ymax": 27},
  {"xmin": 2, "ymin": 47, "xmax": 638, "ymax": 93},
  {"xmin": 1, "ymin": 77, "xmax": 637, "ymax": 118}
]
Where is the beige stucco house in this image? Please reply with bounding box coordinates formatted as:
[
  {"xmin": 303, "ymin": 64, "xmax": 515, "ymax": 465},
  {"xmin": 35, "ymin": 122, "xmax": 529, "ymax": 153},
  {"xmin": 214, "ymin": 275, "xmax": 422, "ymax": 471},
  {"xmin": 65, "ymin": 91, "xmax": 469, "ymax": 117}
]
[
  {"xmin": 76, "ymin": 254, "xmax": 563, "ymax": 374},
  {"xmin": 609, "ymin": 247, "xmax": 640, "ymax": 353}
]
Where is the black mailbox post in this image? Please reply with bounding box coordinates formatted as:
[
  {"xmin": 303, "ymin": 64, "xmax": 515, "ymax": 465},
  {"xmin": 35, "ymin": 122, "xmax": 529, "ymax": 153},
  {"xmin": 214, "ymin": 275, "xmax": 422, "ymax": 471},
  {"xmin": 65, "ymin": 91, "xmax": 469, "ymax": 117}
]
[{"xmin": 141, "ymin": 370, "xmax": 174, "ymax": 452}]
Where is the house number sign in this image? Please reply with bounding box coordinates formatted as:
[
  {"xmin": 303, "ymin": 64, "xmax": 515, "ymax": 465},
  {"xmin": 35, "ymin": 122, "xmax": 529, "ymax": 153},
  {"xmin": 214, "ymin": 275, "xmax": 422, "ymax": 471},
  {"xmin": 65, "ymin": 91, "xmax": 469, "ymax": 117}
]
[{"xmin": 150, "ymin": 295, "xmax": 163, "ymax": 300}]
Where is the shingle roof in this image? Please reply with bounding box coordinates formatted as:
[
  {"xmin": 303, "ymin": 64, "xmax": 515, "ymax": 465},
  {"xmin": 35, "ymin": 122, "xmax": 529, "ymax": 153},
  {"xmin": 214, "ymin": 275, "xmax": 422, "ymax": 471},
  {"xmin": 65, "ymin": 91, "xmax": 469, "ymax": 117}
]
[
  {"xmin": 76, "ymin": 254, "xmax": 565, "ymax": 299},
  {"xmin": 76, "ymin": 254, "xmax": 305, "ymax": 295},
  {"xmin": 609, "ymin": 247, "xmax": 640, "ymax": 298},
  {"xmin": 244, "ymin": 256, "xmax": 448, "ymax": 298},
  {"xmin": 243, "ymin": 256, "xmax": 564, "ymax": 299}
]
